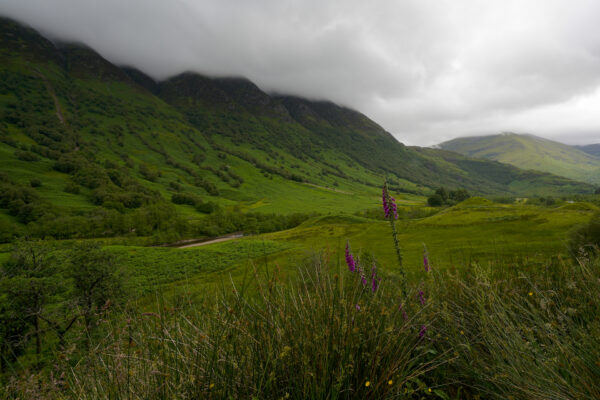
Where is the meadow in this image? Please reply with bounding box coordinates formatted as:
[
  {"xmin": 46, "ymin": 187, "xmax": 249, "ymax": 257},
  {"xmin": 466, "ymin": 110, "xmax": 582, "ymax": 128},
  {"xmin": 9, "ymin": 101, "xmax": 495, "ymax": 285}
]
[{"xmin": 2, "ymin": 194, "xmax": 599, "ymax": 399}]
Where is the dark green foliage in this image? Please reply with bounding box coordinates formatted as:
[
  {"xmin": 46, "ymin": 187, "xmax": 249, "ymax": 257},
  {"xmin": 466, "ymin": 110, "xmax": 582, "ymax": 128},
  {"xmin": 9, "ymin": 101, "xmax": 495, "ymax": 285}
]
[
  {"xmin": 68, "ymin": 242, "xmax": 121, "ymax": 331},
  {"xmin": 568, "ymin": 212, "xmax": 600, "ymax": 257},
  {"xmin": 0, "ymin": 177, "xmax": 49, "ymax": 224},
  {"xmin": 194, "ymin": 210, "xmax": 314, "ymax": 236},
  {"xmin": 0, "ymin": 241, "xmax": 62, "ymax": 363},
  {"xmin": 171, "ymin": 192, "xmax": 201, "ymax": 206},
  {"xmin": 29, "ymin": 178, "xmax": 42, "ymax": 187},
  {"xmin": 63, "ymin": 182, "xmax": 80, "ymax": 194},
  {"xmin": 427, "ymin": 194, "xmax": 444, "ymax": 207},
  {"xmin": 0, "ymin": 240, "xmax": 123, "ymax": 373},
  {"xmin": 14, "ymin": 150, "xmax": 40, "ymax": 161},
  {"xmin": 527, "ymin": 196, "xmax": 556, "ymax": 207},
  {"xmin": 427, "ymin": 187, "xmax": 471, "ymax": 206},
  {"xmin": 138, "ymin": 163, "xmax": 161, "ymax": 182}
]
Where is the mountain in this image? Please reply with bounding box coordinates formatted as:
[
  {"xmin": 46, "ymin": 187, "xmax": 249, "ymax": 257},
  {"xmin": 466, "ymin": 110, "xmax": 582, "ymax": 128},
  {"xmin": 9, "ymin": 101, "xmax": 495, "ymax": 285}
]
[
  {"xmin": 574, "ymin": 143, "xmax": 600, "ymax": 158},
  {"xmin": 438, "ymin": 133, "xmax": 600, "ymax": 185},
  {"xmin": 0, "ymin": 17, "xmax": 594, "ymax": 240}
]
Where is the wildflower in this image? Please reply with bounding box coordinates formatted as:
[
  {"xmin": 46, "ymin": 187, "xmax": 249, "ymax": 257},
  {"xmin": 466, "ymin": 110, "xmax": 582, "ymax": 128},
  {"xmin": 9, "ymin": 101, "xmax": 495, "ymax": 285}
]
[
  {"xmin": 528, "ymin": 292, "xmax": 533, "ymax": 296},
  {"xmin": 390, "ymin": 197, "xmax": 398, "ymax": 219},
  {"xmin": 355, "ymin": 304, "xmax": 361, "ymax": 311},
  {"xmin": 382, "ymin": 187, "xmax": 390, "ymax": 218},
  {"xmin": 209, "ymin": 383, "xmax": 215, "ymax": 390},
  {"xmin": 365, "ymin": 381, "xmax": 371, "ymax": 387},
  {"xmin": 370, "ymin": 263, "xmax": 381, "ymax": 293},
  {"xmin": 382, "ymin": 185, "xmax": 398, "ymax": 219},
  {"xmin": 419, "ymin": 324, "xmax": 427, "ymax": 338},
  {"xmin": 428, "ymin": 388, "xmax": 432, "ymax": 393},
  {"xmin": 359, "ymin": 267, "xmax": 368, "ymax": 286},
  {"xmin": 398, "ymin": 303, "xmax": 408, "ymax": 320},
  {"xmin": 345, "ymin": 241, "xmax": 356, "ymax": 272},
  {"xmin": 417, "ymin": 289, "xmax": 426, "ymax": 306},
  {"xmin": 423, "ymin": 245, "xmax": 431, "ymax": 272},
  {"xmin": 388, "ymin": 380, "xmax": 393, "ymax": 385},
  {"xmin": 460, "ymin": 330, "xmax": 464, "ymax": 335}
]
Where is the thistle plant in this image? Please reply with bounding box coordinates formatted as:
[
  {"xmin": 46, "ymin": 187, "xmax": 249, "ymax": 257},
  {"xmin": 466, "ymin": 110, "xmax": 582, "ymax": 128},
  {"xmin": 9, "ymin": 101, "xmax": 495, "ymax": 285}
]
[{"xmin": 382, "ymin": 180, "xmax": 406, "ymax": 295}]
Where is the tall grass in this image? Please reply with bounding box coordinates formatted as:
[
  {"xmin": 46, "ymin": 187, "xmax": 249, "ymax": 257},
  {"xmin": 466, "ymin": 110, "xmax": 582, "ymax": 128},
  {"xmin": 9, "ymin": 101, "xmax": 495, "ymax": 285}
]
[
  {"xmin": 2, "ymin": 250, "xmax": 599, "ymax": 399},
  {"xmin": 427, "ymin": 255, "xmax": 600, "ymax": 399},
  {"xmin": 52, "ymin": 254, "xmax": 442, "ymax": 399}
]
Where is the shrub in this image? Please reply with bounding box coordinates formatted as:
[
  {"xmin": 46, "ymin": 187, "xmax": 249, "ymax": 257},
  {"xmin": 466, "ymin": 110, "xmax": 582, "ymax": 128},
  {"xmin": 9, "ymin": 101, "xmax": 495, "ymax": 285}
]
[
  {"xmin": 427, "ymin": 193, "xmax": 444, "ymax": 206},
  {"xmin": 64, "ymin": 182, "xmax": 80, "ymax": 194},
  {"xmin": 29, "ymin": 178, "xmax": 42, "ymax": 188},
  {"xmin": 14, "ymin": 150, "xmax": 40, "ymax": 162},
  {"xmin": 171, "ymin": 193, "xmax": 200, "ymax": 206},
  {"xmin": 568, "ymin": 212, "xmax": 600, "ymax": 257}
]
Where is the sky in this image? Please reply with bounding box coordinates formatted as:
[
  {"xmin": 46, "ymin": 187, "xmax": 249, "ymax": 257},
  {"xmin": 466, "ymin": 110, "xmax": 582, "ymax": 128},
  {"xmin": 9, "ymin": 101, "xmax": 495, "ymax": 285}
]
[{"xmin": 2, "ymin": 0, "xmax": 600, "ymax": 146}]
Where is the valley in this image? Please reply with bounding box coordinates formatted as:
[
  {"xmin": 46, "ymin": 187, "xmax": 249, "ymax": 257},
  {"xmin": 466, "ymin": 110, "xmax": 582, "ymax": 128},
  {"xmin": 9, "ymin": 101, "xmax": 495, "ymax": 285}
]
[{"xmin": 1, "ymin": 15, "xmax": 599, "ymax": 400}]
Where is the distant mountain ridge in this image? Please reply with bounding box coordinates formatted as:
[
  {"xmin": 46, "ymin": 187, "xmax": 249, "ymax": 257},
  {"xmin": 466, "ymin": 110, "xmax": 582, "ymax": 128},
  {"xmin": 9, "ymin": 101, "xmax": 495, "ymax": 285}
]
[
  {"xmin": 438, "ymin": 133, "xmax": 600, "ymax": 185},
  {"xmin": 574, "ymin": 143, "xmax": 600, "ymax": 158}
]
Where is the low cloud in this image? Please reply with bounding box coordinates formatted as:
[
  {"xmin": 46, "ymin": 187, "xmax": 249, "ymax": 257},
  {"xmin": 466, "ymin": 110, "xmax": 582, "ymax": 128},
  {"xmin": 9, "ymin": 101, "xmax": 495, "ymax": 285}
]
[{"xmin": 2, "ymin": 0, "xmax": 600, "ymax": 145}]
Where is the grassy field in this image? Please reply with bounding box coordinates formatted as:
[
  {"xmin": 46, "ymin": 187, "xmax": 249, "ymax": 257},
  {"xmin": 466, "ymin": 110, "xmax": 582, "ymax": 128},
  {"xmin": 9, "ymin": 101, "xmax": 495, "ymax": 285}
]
[
  {"xmin": 77, "ymin": 198, "xmax": 592, "ymax": 304},
  {"xmin": 0, "ymin": 198, "xmax": 591, "ymax": 298}
]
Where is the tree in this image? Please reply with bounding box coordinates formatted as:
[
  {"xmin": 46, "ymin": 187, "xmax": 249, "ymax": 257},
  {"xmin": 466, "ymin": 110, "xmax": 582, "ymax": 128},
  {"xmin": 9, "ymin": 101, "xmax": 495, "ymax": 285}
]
[
  {"xmin": 0, "ymin": 240, "xmax": 62, "ymax": 364},
  {"xmin": 427, "ymin": 194, "xmax": 444, "ymax": 207},
  {"xmin": 69, "ymin": 242, "xmax": 121, "ymax": 332},
  {"xmin": 435, "ymin": 187, "xmax": 449, "ymax": 202},
  {"xmin": 449, "ymin": 188, "xmax": 471, "ymax": 203}
]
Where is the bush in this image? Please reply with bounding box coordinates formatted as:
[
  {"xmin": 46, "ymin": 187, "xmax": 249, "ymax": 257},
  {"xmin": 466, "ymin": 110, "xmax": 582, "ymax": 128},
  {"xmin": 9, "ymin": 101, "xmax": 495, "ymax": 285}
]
[
  {"xmin": 64, "ymin": 182, "xmax": 80, "ymax": 194},
  {"xmin": 568, "ymin": 212, "xmax": 600, "ymax": 257},
  {"xmin": 14, "ymin": 150, "xmax": 40, "ymax": 162},
  {"xmin": 29, "ymin": 178, "xmax": 42, "ymax": 188},
  {"xmin": 139, "ymin": 163, "xmax": 161, "ymax": 182},
  {"xmin": 171, "ymin": 193, "xmax": 200, "ymax": 206},
  {"xmin": 427, "ymin": 193, "xmax": 444, "ymax": 206}
]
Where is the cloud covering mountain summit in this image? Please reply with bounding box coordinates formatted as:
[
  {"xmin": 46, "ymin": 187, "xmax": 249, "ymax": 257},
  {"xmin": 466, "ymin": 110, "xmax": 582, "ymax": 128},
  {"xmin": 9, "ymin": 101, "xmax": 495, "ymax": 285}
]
[{"xmin": 2, "ymin": 0, "xmax": 600, "ymax": 145}]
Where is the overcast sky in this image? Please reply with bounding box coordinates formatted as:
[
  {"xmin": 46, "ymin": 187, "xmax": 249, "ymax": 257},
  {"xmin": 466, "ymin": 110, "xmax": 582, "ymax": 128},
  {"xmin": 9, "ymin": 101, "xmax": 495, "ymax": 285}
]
[{"xmin": 2, "ymin": 0, "xmax": 600, "ymax": 146}]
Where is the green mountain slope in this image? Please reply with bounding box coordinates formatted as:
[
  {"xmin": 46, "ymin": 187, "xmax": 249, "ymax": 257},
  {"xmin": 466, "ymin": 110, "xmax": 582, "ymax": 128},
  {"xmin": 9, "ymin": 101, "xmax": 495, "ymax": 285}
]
[
  {"xmin": 438, "ymin": 133, "xmax": 600, "ymax": 185},
  {"xmin": 0, "ymin": 17, "xmax": 594, "ymax": 241},
  {"xmin": 574, "ymin": 143, "xmax": 600, "ymax": 158}
]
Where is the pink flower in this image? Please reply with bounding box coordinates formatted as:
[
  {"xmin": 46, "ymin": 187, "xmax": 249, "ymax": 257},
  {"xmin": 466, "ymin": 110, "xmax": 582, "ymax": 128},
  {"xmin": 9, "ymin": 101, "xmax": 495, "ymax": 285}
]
[
  {"xmin": 417, "ymin": 290, "xmax": 426, "ymax": 306},
  {"xmin": 398, "ymin": 303, "xmax": 408, "ymax": 320},
  {"xmin": 370, "ymin": 263, "xmax": 381, "ymax": 292},
  {"xmin": 345, "ymin": 241, "xmax": 356, "ymax": 272}
]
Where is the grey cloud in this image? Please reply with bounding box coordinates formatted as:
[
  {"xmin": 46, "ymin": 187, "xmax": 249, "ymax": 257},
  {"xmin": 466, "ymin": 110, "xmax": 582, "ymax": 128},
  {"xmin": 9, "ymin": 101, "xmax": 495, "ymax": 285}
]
[{"xmin": 2, "ymin": 0, "xmax": 600, "ymax": 146}]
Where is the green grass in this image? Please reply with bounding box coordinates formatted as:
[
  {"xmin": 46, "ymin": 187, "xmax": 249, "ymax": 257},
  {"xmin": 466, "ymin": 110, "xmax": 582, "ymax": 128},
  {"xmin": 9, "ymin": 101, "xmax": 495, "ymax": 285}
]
[
  {"xmin": 108, "ymin": 239, "xmax": 293, "ymax": 296},
  {"xmin": 112, "ymin": 200, "xmax": 595, "ymax": 302},
  {"xmin": 5, "ymin": 242, "xmax": 598, "ymax": 399}
]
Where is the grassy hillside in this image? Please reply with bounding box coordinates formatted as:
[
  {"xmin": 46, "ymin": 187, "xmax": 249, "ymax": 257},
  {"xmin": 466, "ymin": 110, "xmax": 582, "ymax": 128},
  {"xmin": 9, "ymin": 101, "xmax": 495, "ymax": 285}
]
[
  {"xmin": 0, "ymin": 17, "xmax": 594, "ymax": 243},
  {"xmin": 575, "ymin": 143, "xmax": 600, "ymax": 158},
  {"xmin": 439, "ymin": 132, "xmax": 600, "ymax": 185}
]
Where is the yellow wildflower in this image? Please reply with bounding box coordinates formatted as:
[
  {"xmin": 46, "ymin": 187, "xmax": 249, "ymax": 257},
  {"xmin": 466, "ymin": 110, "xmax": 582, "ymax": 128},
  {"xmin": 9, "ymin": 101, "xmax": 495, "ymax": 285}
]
[
  {"xmin": 388, "ymin": 380, "xmax": 393, "ymax": 385},
  {"xmin": 365, "ymin": 381, "xmax": 371, "ymax": 387},
  {"xmin": 209, "ymin": 383, "xmax": 215, "ymax": 390},
  {"xmin": 528, "ymin": 292, "xmax": 533, "ymax": 296}
]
